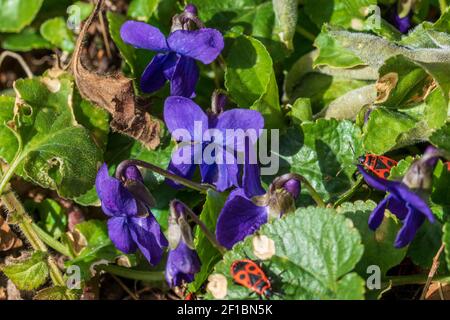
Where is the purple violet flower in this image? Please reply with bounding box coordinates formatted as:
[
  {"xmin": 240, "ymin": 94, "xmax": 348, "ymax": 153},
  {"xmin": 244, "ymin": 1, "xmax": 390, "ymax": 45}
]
[
  {"xmin": 165, "ymin": 200, "xmax": 201, "ymax": 287},
  {"xmin": 358, "ymin": 147, "xmax": 440, "ymax": 248},
  {"xmin": 389, "ymin": 4, "xmax": 412, "ymax": 34},
  {"xmin": 163, "ymin": 96, "xmax": 264, "ymax": 192},
  {"xmin": 95, "ymin": 164, "xmax": 168, "ymax": 265},
  {"xmin": 216, "ymin": 174, "xmax": 301, "ymax": 249},
  {"xmin": 120, "ymin": 6, "xmax": 224, "ymax": 98}
]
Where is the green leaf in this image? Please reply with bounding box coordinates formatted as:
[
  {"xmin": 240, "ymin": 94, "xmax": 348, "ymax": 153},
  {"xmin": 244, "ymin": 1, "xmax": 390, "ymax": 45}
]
[
  {"xmin": 72, "ymin": 89, "xmax": 110, "ymax": 151},
  {"xmin": 0, "ymin": 0, "xmax": 44, "ymax": 32},
  {"xmin": 0, "ymin": 76, "xmax": 103, "ymax": 198},
  {"xmin": 29, "ymin": 198, "xmax": 67, "ymax": 239},
  {"xmin": 362, "ymin": 107, "xmax": 417, "ymax": 154},
  {"xmin": 430, "ymin": 161, "xmax": 450, "ymax": 221},
  {"xmin": 304, "ymin": 0, "xmax": 376, "ymax": 29},
  {"xmin": 338, "ymin": 201, "xmax": 407, "ymax": 277},
  {"xmin": 288, "ymin": 72, "xmax": 370, "ymax": 114},
  {"xmin": 376, "ymin": 55, "xmax": 431, "ymax": 109},
  {"xmin": 366, "ymin": 88, "xmax": 447, "ymax": 154},
  {"xmin": 107, "ymin": 11, "xmax": 151, "ymax": 82},
  {"xmin": 388, "ymin": 156, "xmax": 415, "ymax": 180},
  {"xmin": 328, "ymin": 29, "xmax": 450, "ymax": 102},
  {"xmin": 288, "ymin": 98, "xmax": 312, "ymax": 124},
  {"xmin": 430, "ymin": 122, "xmax": 450, "ymax": 156},
  {"xmin": 408, "ymin": 221, "xmax": 446, "ymax": 270},
  {"xmin": 206, "ymin": 206, "xmax": 364, "ymax": 300},
  {"xmin": 276, "ymin": 119, "xmax": 363, "ymax": 202},
  {"xmin": 272, "ymin": 0, "xmax": 297, "ymax": 50},
  {"xmin": 40, "ymin": 17, "xmax": 75, "ymax": 53},
  {"xmin": 190, "ymin": 190, "xmax": 228, "ymax": 292},
  {"xmin": 74, "ymin": 187, "xmax": 101, "ymax": 207},
  {"xmin": 128, "ymin": 0, "xmax": 159, "ymax": 21},
  {"xmin": 423, "ymin": 89, "xmax": 448, "ymax": 130},
  {"xmin": 71, "ymin": 1, "xmax": 94, "ymax": 22},
  {"xmin": 2, "ymin": 251, "xmax": 49, "ymax": 291},
  {"xmin": 0, "ymin": 96, "xmax": 18, "ymax": 163},
  {"xmin": 2, "ymin": 28, "xmax": 51, "ymax": 52},
  {"xmin": 225, "ymin": 35, "xmax": 285, "ymax": 129},
  {"xmin": 443, "ymin": 222, "xmax": 450, "ymax": 271},
  {"xmin": 314, "ymin": 30, "xmax": 364, "ymax": 68},
  {"xmin": 191, "ymin": 0, "xmax": 287, "ymax": 60},
  {"xmin": 34, "ymin": 286, "xmax": 79, "ymax": 300}
]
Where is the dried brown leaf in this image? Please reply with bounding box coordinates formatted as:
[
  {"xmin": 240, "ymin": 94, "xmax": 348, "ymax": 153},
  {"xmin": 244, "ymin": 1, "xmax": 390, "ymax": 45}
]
[
  {"xmin": 375, "ymin": 72, "xmax": 398, "ymax": 103},
  {"xmin": 0, "ymin": 215, "xmax": 22, "ymax": 252},
  {"xmin": 425, "ymin": 282, "xmax": 450, "ymax": 300},
  {"xmin": 71, "ymin": 0, "xmax": 160, "ymax": 149}
]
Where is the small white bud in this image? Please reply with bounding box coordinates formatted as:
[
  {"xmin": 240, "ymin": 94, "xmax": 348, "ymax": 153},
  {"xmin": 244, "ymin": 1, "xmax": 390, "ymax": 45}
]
[
  {"xmin": 206, "ymin": 274, "xmax": 228, "ymax": 299},
  {"xmin": 252, "ymin": 235, "xmax": 276, "ymax": 260}
]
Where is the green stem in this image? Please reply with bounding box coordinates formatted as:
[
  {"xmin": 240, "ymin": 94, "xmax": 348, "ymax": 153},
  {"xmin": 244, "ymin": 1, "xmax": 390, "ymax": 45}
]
[
  {"xmin": 439, "ymin": 0, "xmax": 448, "ymax": 14},
  {"xmin": 296, "ymin": 26, "xmax": 316, "ymax": 42},
  {"xmin": 116, "ymin": 160, "xmax": 213, "ymax": 194},
  {"xmin": 211, "ymin": 61, "xmax": 222, "ymax": 89},
  {"xmin": 0, "ymin": 188, "xmax": 65, "ymax": 287},
  {"xmin": 0, "ymin": 156, "xmax": 22, "ymax": 196},
  {"xmin": 181, "ymin": 201, "xmax": 227, "ymax": 255},
  {"xmin": 386, "ymin": 274, "xmax": 450, "ymax": 286},
  {"xmin": 333, "ymin": 176, "xmax": 363, "ymax": 208},
  {"xmin": 32, "ymin": 223, "xmax": 74, "ymax": 258},
  {"xmin": 98, "ymin": 265, "xmax": 165, "ymax": 282},
  {"xmin": 290, "ymin": 174, "xmax": 325, "ymax": 207}
]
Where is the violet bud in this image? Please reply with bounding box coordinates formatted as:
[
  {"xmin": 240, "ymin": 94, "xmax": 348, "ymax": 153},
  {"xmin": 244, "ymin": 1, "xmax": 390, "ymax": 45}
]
[
  {"xmin": 253, "ymin": 174, "xmax": 301, "ymax": 221},
  {"xmin": 168, "ymin": 200, "xmax": 194, "ymax": 250},
  {"xmin": 282, "ymin": 178, "xmax": 301, "ymax": 199},
  {"xmin": 402, "ymin": 146, "xmax": 441, "ymax": 192},
  {"xmin": 166, "ymin": 200, "xmax": 201, "ymax": 288},
  {"xmin": 211, "ymin": 90, "xmax": 228, "ymax": 115},
  {"xmin": 184, "ymin": 4, "xmax": 198, "ymax": 16}
]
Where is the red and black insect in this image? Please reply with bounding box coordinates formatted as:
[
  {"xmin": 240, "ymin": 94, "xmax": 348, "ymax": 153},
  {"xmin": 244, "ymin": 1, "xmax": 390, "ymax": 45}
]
[
  {"xmin": 230, "ymin": 259, "xmax": 272, "ymax": 298},
  {"xmin": 445, "ymin": 162, "xmax": 450, "ymax": 171},
  {"xmin": 184, "ymin": 292, "xmax": 197, "ymax": 300},
  {"xmin": 358, "ymin": 154, "xmax": 398, "ymax": 179}
]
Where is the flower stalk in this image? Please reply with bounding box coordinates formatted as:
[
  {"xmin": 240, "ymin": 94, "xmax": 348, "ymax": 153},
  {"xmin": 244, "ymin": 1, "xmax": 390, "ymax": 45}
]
[
  {"xmin": 333, "ymin": 175, "xmax": 363, "ymax": 208},
  {"xmin": 179, "ymin": 201, "xmax": 227, "ymax": 255},
  {"xmin": 0, "ymin": 186, "xmax": 65, "ymax": 287},
  {"xmin": 116, "ymin": 159, "xmax": 214, "ymax": 193},
  {"xmin": 288, "ymin": 173, "xmax": 325, "ymax": 207},
  {"xmin": 97, "ymin": 264, "xmax": 165, "ymax": 282}
]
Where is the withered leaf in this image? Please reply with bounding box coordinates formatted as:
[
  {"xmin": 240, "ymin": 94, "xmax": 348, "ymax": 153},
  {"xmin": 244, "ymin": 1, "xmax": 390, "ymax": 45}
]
[
  {"xmin": 425, "ymin": 282, "xmax": 450, "ymax": 300},
  {"xmin": 375, "ymin": 72, "xmax": 398, "ymax": 104},
  {"xmin": 0, "ymin": 215, "xmax": 22, "ymax": 252},
  {"xmin": 71, "ymin": 0, "xmax": 160, "ymax": 149}
]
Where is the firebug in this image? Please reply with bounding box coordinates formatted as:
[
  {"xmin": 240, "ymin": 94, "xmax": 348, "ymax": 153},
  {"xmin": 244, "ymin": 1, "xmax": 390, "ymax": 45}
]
[
  {"xmin": 230, "ymin": 259, "xmax": 272, "ymax": 298},
  {"xmin": 358, "ymin": 154, "xmax": 397, "ymax": 179}
]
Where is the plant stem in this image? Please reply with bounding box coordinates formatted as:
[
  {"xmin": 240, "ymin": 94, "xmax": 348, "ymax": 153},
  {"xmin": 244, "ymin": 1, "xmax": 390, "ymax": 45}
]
[
  {"xmin": 98, "ymin": 265, "xmax": 165, "ymax": 282},
  {"xmin": 439, "ymin": 0, "xmax": 448, "ymax": 14},
  {"xmin": 333, "ymin": 176, "xmax": 363, "ymax": 208},
  {"xmin": 290, "ymin": 174, "xmax": 325, "ymax": 207},
  {"xmin": 296, "ymin": 26, "xmax": 316, "ymax": 42},
  {"xmin": 0, "ymin": 187, "xmax": 65, "ymax": 287},
  {"xmin": 116, "ymin": 159, "xmax": 213, "ymax": 193},
  {"xmin": 181, "ymin": 201, "xmax": 227, "ymax": 255},
  {"xmin": 0, "ymin": 153, "xmax": 22, "ymax": 196},
  {"xmin": 31, "ymin": 223, "xmax": 74, "ymax": 258},
  {"xmin": 420, "ymin": 243, "xmax": 446, "ymax": 299},
  {"xmin": 0, "ymin": 51, "xmax": 33, "ymax": 79}
]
